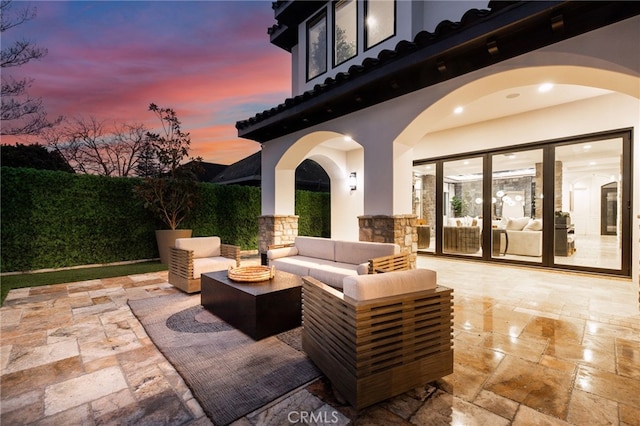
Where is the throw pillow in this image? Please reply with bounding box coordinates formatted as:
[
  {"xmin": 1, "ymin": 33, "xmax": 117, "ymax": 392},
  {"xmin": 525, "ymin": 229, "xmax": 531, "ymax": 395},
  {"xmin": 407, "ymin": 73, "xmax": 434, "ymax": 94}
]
[
  {"xmin": 523, "ymin": 218, "xmax": 543, "ymax": 231},
  {"xmin": 506, "ymin": 217, "xmax": 530, "ymax": 231}
]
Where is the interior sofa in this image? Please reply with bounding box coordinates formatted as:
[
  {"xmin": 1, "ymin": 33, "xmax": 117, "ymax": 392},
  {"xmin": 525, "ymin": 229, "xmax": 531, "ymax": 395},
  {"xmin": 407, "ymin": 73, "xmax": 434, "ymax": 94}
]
[
  {"xmin": 267, "ymin": 236, "xmax": 408, "ymax": 289},
  {"xmin": 503, "ymin": 217, "xmax": 543, "ymax": 257},
  {"xmin": 302, "ymin": 269, "xmax": 454, "ymax": 410},
  {"xmin": 168, "ymin": 236, "xmax": 240, "ymax": 293}
]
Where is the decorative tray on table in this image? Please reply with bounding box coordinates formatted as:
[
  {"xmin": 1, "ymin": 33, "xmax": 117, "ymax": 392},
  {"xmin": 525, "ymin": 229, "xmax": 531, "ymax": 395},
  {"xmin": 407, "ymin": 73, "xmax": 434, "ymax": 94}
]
[{"xmin": 227, "ymin": 265, "xmax": 276, "ymax": 282}]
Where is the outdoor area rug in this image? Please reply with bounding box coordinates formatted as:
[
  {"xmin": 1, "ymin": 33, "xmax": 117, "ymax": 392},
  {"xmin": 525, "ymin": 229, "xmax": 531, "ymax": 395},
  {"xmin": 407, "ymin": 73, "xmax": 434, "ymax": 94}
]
[{"xmin": 128, "ymin": 292, "xmax": 321, "ymax": 426}]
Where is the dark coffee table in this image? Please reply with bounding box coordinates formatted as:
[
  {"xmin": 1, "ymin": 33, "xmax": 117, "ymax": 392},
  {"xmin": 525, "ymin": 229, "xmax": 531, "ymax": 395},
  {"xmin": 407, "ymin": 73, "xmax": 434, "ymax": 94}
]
[{"xmin": 201, "ymin": 270, "xmax": 302, "ymax": 340}]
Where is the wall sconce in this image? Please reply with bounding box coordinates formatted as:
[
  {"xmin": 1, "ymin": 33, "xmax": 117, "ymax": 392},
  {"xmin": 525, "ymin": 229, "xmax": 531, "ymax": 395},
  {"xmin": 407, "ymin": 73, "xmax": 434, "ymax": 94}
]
[{"xmin": 349, "ymin": 172, "xmax": 357, "ymax": 191}]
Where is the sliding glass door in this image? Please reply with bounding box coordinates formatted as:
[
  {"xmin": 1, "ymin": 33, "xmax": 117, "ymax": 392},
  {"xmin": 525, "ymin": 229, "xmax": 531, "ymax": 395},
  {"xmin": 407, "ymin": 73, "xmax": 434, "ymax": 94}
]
[
  {"xmin": 491, "ymin": 149, "xmax": 543, "ymax": 263},
  {"xmin": 442, "ymin": 157, "xmax": 483, "ymax": 257},
  {"xmin": 413, "ymin": 163, "xmax": 436, "ymax": 253},
  {"xmin": 413, "ymin": 130, "xmax": 631, "ymax": 277},
  {"xmin": 553, "ymin": 138, "xmax": 624, "ymax": 271}
]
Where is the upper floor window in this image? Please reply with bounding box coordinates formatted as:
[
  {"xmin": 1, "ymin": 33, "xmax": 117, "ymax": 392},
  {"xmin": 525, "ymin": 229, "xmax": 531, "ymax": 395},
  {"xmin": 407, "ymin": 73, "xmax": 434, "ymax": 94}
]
[
  {"xmin": 365, "ymin": 0, "xmax": 395, "ymax": 49},
  {"xmin": 333, "ymin": 0, "xmax": 357, "ymax": 66},
  {"xmin": 307, "ymin": 11, "xmax": 327, "ymax": 80}
]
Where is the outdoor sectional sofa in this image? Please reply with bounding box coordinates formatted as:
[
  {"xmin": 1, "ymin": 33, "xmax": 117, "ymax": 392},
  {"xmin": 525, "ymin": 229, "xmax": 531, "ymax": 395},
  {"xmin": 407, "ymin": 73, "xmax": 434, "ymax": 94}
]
[{"xmin": 267, "ymin": 236, "xmax": 409, "ymax": 289}]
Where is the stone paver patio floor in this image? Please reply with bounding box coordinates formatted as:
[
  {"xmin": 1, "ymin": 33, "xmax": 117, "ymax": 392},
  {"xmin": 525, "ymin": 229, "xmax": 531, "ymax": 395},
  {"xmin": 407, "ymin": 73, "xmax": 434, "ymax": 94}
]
[{"xmin": 1, "ymin": 257, "xmax": 639, "ymax": 425}]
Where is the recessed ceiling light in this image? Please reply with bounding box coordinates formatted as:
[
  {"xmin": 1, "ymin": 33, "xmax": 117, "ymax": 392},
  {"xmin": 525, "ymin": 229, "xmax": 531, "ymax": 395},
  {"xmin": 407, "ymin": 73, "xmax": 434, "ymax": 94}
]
[
  {"xmin": 344, "ymin": 135, "xmax": 353, "ymax": 142},
  {"xmin": 583, "ymin": 144, "xmax": 592, "ymax": 150},
  {"xmin": 506, "ymin": 93, "xmax": 520, "ymax": 99},
  {"xmin": 454, "ymin": 106, "xmax": 464, "ymax": 114},
  {"xmin": 538, "ymin": 83, "xmax": 554, "ymax": 93},
  {"xmin": 589, "ymin": 161, "xmax": 597, "ymax": 166}
]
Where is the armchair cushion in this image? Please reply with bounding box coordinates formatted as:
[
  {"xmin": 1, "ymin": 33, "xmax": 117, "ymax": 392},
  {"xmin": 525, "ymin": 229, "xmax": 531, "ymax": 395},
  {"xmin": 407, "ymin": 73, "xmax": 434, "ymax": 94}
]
[
  {"xmin": 192, "ymin": 257, "xmax": 238, "ymax": 278},
  {"xmin": 175, "ymin": 236, "xmax": 221, "ymax": 258},
  {"xmin": 343, "ymin": 268, "xmax": 437, "ymax": 301}
]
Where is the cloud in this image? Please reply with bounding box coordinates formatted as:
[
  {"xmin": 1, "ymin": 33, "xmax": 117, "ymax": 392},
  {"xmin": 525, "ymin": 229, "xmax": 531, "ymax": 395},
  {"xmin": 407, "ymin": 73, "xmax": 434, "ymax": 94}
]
[{"xmin": 4, "ymin": 1, "xmax": 290, "ymax": 163}]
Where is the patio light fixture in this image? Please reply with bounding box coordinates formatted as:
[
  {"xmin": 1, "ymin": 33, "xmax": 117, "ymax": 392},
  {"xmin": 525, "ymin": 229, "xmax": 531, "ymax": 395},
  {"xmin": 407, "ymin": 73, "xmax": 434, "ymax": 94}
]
[{"xmin": 349, "ymin": 172, "xmax": 357, "ymax": 191}]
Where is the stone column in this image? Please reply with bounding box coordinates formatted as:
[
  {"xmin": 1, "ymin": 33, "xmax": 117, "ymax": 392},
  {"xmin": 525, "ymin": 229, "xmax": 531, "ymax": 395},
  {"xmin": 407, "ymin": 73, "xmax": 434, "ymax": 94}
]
[
  {"xmin": 358, "ymin": 215, "xmax": 417, "ymax": 268},
  {"xmin": 258, "ymin": 215, "xmax": 298, "ymax": 264}
]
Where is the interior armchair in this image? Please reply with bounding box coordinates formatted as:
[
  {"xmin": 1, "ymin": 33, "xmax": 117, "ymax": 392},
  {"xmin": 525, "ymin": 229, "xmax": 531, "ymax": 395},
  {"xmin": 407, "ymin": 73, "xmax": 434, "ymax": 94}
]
[
  {"xmin": 168, "ymin": 236, "xmax": 240, "ymax": 293},
  {"xmin": 302, "ymin": 269, "xmax": 454, "ymax": 410}
]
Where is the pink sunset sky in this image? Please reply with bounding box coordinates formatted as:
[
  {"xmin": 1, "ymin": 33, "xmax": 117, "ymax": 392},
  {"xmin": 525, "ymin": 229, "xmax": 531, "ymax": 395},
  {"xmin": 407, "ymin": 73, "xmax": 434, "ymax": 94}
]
[{"xmin": 3, "ymin": 0, "xmax": 291, "ymax": 165}]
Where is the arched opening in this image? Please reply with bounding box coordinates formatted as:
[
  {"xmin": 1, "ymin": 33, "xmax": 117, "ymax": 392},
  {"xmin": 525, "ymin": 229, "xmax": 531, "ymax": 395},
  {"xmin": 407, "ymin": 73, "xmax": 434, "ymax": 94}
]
[
  {"xmin": 276, "ymin": 131, "xmax": 364, "ymax": 241},
  {"xmin": 398, "ymin": 65, "xmax": 638, "ymax": 276}
]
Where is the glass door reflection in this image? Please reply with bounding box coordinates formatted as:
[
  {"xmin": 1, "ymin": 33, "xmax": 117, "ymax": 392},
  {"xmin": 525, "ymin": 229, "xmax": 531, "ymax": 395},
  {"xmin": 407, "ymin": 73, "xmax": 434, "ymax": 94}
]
[
  {"xmin": 491, "ymin": 150, "xmax": 543, "ymax": 263},
  {"xmin": 554, "ymin": 139, "xmax": 623, "ymax": 270},
  {"xmin": 442, "ymin": 157, "xmax": 482, "ymax": 257},
  {"xmin": 413, "ymin": 163, "xmax": 435, "ymax": 253}
]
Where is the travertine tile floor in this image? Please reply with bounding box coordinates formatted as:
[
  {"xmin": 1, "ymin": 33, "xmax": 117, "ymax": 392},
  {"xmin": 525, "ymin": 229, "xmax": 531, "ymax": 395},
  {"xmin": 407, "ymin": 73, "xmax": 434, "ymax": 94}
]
[{"xmin": 1, "ymin": 257, "xmax": 639, "ymax": 425}]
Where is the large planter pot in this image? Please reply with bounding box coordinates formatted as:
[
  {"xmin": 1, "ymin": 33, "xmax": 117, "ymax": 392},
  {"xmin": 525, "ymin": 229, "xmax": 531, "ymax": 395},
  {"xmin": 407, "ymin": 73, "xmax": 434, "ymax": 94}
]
[{"xmin": 155, "ymin": 229, "xmax": 192, "ymax": 264}]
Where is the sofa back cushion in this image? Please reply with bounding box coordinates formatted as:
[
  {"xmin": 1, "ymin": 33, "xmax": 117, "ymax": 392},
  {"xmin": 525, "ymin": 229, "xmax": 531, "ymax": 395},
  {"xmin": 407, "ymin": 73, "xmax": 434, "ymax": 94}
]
[
  {"xmin": 175, "ymin": 236, "xmax": 221, "ymax": 258},
  {"xmin": 334, "ymin": 240, "xmax": 399, "ymax": 265},
  {"xmin": 295, "ymin": 236, "xmax": 335, "ymax": 260},
  {"xmin": 342, "ymin": 269, "xmax": 437, "ymax": 301}
]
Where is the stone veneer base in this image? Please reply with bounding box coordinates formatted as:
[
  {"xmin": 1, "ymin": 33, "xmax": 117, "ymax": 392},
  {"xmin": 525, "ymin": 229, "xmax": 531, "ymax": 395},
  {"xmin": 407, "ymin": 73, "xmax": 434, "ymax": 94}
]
[{"xmin": 358, "ymin": 215, "xmax": 418, "ymax": 268}]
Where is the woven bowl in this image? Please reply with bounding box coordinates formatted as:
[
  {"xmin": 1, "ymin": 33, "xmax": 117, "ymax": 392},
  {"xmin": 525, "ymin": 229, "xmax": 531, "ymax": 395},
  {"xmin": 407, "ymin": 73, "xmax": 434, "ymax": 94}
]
[{"xmin": 227, "ymin": 265, "xmax": 276, "ymax": 283}]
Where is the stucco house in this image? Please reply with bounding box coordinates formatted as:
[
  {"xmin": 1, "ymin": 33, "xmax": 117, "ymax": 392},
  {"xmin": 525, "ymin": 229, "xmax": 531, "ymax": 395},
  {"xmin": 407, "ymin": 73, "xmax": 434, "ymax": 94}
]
[{"xmin": 236, "ymin": 1, "xmax": 640, "ymax": 289}]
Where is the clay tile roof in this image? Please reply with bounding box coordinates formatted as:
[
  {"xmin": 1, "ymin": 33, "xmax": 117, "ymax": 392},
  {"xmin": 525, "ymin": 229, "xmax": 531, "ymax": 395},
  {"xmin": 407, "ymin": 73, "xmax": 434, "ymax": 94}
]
[{"xmin": 236, "ymin": 1, "xmax": 640, "ymax": 143}]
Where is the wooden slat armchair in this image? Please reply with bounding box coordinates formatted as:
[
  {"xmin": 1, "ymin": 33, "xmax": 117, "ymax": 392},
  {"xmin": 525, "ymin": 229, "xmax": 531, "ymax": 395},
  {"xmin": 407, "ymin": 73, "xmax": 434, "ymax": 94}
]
[
  {"xmin": 168, "ymin": 236, "xmax": 240, "ymax": 293},
  {"xmin": 302, "ymin": 269, "xmax": 454, "ymax": 410}
]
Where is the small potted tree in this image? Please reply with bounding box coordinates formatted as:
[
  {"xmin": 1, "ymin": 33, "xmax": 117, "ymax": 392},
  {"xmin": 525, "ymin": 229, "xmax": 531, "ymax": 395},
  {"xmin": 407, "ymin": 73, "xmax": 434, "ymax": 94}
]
[
  {"xmin": 450, "ymin": 195, "xmax": 464, "ymax": 218},
  {"xmin": 134, "ymin": 103, "xmax": 202, "ymax": 263}
]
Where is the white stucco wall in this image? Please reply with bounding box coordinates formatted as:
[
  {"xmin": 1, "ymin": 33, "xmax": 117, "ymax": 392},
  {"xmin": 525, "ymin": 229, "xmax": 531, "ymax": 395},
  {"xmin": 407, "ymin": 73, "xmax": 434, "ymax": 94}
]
[
  {"xmin": 262, "ymin": 15, "xmax": 639, "ymax": 281},
  {"xmin": 292, "ymin": 0, "xmax": 491, "ymax": 96}
]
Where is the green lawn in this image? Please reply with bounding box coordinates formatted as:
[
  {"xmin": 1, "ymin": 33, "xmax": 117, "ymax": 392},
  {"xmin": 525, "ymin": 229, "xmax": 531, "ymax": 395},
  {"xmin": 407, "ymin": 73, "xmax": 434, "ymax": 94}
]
[{"xmin": 0, "ymin": 262, "xmax": 168, "ymax": 305}]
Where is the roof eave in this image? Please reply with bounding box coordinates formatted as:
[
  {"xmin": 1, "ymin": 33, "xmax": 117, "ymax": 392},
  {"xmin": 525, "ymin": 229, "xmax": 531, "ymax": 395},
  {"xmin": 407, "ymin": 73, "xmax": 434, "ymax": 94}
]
[{"xmin": 239, "ymin": 1, "xmax": 640, "ymax": 143}]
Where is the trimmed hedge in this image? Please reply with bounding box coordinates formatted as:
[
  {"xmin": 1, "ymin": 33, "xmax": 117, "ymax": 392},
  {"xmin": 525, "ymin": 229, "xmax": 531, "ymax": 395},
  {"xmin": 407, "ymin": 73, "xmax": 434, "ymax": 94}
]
[
  {"xmin": 1, "ymin": 167, "xmax": 330, "ymax": 272},
  {"xmin": 296, "ymin": 189, "xmax": 331, "ymax": 238}
]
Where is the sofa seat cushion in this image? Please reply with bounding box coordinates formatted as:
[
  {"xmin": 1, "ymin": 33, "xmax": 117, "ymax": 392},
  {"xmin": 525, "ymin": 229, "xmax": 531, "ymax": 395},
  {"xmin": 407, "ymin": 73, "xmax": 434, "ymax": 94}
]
[
  {"xmin": 308, "ymin": 262, "xmax": 359, "ymax": 290},
  {"xmin": 270, "ymin": 255, "xmax": 332, "ymax": 277},
  {"xmin": 334, "ymin": 240, "xmax": 398, "ymax": 265},
  {"xmin": 192, "ymin": 256, "xmax": 237, "ymax": 278},
  {"xmin": 295, "ymin": 236, "xmax": 335, "ymax": 261},
  {"xmin": 343, "ymin": 269, "xmax": 438, "ymax": 301},
  {"xmin": 175, "ymin": 237, "xmax": 221, "ymax": 258}
]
